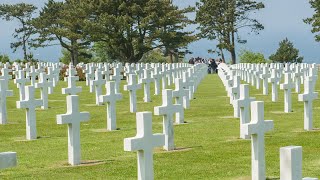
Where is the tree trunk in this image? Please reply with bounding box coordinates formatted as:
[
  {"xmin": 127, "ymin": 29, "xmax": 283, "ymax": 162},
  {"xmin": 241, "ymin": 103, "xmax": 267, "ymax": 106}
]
[
  {"xmin": 220, "ymin": 48, "xmax": 225, "ymax": 62},
  {"xmin": 230, "ymin": 32, "xmax": 236, "ymax": 64},
  {"xmin": 22, "ymin": 37, "xmax": 27, "ymax": 61},
  {"xmin": 70, "ymin": 40, "xmax": 78, "ymax": 65},
  {"xmin": 169, "ymin": 52, "xmax": 173, "ymax": 63},
  {"xmin": 230, "ymin": 48, "xmax": 236, "ymax": 65}
]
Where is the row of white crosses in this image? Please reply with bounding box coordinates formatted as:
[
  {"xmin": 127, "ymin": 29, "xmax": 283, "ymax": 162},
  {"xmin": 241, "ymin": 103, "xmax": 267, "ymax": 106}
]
[
  {"xmin": 0, "ymin": 62, "xmax": 60, "ymax": 132},
  {"xmin": 80, "ymin": 62, "xmax": 202, "ymax": 132},
  {"xmin": 57, "ymin": 65, "xmax": 90, "ymax": 165},
  {"xmin": 218, "ymin": 64, "xmax": 318, "ymax": 179},
  {"xmin": 232, "ymin": 63, "xmax": 319, "ymax": 131},
  {"xmin": 123, "ymin": 63, "xmax": 208, "ymax": 180},
  {"xmin": 15, "ymin": 63, "xmax": 62, "ymax": 140}
]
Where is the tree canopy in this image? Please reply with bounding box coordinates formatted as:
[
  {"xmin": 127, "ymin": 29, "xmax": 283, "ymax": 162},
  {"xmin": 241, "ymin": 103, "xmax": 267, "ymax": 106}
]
[
  {"xmin": 269, "ymin": 38, "xmax": 303, "ymax": 63},
  {"xmin": 304, "ymin": 0, "xmax": 320, "ymax": 42},
  {"xmin": 31, "ymin": 0, "xmax": 90, "ymax": 65},
  {"xmin": 196, "ymin": 0, "xmax": 264, "ymax": 64},
  {"xmin": 80, "ymin": 0, "xmax": 195, "ymax": 63},
  {"xmin": 0, "ymin": 3, "xmax": 37, "ymax": 61},
  {"xmin": 239, "ymin": 50, "xmax": 267, "ymax": 63}
]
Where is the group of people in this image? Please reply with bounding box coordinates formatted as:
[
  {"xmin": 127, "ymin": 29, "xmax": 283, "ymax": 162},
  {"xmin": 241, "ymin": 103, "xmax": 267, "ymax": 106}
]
[{"xmin": 188, "ymin": 57, "xmax": 224, "ymax": 74}]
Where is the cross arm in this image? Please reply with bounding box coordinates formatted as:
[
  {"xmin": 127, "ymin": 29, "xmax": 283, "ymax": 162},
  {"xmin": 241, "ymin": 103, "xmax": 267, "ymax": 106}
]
[
  {"xmin": 298, "ymin": 92, "xmax": 318, "ymax": 102},
  {"xmin": 56, "ymin": 112, "xmax": 90, "ymax": 124},
  {"xmin": 124, "ymin": 137, "xmax": 143, "ymax": 151}
]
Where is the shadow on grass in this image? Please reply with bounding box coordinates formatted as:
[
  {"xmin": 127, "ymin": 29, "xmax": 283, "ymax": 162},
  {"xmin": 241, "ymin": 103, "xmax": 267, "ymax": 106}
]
[
  {"xmin": 156, "ymin": 145, "xmax": 203, "ymax": 153},
  {"xmin": 62, "ymin": 160, "xmax": 113, "ymax": 167},
  {"xmin": 266, "ymin": 177, "xmax": 279, "ymax": 180}
]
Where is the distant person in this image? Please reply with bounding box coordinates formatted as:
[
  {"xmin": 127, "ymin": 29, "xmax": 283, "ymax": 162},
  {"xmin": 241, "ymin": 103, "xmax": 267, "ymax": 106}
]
[
  {"xmin": 208, "ymin": 58, "xmax": 217, "ymax": 74},
  {"xmin": 188, "ymin": 58, "xmax": 194, "ymax": 65}
]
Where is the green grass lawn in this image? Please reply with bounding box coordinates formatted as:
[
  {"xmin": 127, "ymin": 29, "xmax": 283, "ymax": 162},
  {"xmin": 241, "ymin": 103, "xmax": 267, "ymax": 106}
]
[{"xmin": 0, "ymin": 73, "xmax": 319, "ymax": 179}]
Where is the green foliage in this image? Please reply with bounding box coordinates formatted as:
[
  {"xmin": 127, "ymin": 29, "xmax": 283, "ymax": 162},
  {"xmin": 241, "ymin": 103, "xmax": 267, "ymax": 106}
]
[
  {"xmin": 0, "ymin": 54, "xmax": 10, "ymax": 63},
  {"xmin": 91, "ymin": 43, "xmax": 114, "ymax": 63},
  {"xmin": 0, "ymin": 3, "xmax": 37, "ymax": 61},
  {"xmin": 31, "ymin": 0, "xmax": 90, "ymax": 65},
  {"xmin": 269, "ymin": 38, "xmax": 303, "ymax": 63},
  {"xmin": 81, "ymin": 0, "xmax": 195, "ymax": 63},
  {"xmin": 239, "ymin": 50, "xmax": 267, "ymax": 63},
  {"xmin": 140, "ymin": 49, "xmax": 168, "ymax": 63},
  {"xmin": 196, "ymin": 0, "xmax": 264, "ymax": 64},
  {"xmin": 304, "ymin": 0, "xmax": 320, "ymax": 42},
  {"xmin": 59, "ymin": 48, "xmax": 93, "ymax": 64}
]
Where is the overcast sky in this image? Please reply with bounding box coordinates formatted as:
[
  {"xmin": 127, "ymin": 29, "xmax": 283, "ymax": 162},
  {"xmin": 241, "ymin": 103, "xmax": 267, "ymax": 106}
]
[{"xmin": 0, "ymin": 0, "xmax": 319, "ymax": 63}]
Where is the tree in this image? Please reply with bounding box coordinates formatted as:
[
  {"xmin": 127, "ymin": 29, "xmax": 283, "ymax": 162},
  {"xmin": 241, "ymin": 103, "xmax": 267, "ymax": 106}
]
[
  {"xmin": 31, "ymin": 0, "xmax": 90, "ymax": 65},
  {"xmin": 304, "ymin": 0, "xmax": 320, "ymax": 42},
  {"xmin": 269, "ymin": 38, "xmax": 303, "ymax": 63},
  {"xmin": 155, "ymin": 3, "xmax": 196, "ymax": 63},
  {"xmin": 196, "ymin": 0, "xmax": 264, "ymax": 64},
  {"xmin": 81, "ymin": 0, "xmax": 195, "ymax": 63},
  {"xmin": 239, "ymin": 50, "xmax": 266, "ymax": 63},
  {"xmin": 0, "ymin": 54, "xmax": 10, "ymax": 63},
  {"xmin": 59, "ymin": 48, "xmax": 93, "ymax": 64},
  {"xmin": 0, "ymin": 3, "xmax": 37, "ymax": 61},
  {"xmin": 140, "ymin": 48, "xmax": 168, "ymax": 63}
]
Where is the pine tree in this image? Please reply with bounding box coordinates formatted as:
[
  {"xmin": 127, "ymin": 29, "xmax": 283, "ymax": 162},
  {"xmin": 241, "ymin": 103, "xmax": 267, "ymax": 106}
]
[
  {"xmin": 196, "ymin": 0, "xmax": 264, "ymax": 64},
  {"xmin": 269, "ymin": 38, "xmax": 303, "ymax": 63},
  {"xmin": 0, "ymin": 3, "xmax": 37, "ymax": 61}
]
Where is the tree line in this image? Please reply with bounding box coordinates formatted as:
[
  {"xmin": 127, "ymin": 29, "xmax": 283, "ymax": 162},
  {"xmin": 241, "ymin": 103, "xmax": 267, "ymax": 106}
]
[{"xmin": 1, "ymin": 0, "xmax": 320, "ymax": 64}]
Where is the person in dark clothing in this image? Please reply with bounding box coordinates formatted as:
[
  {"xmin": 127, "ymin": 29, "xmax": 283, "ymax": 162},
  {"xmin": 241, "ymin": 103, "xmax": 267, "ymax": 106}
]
[
  {"xmin": 208, "ymin": 58, "xmax": 218, "ymax": 74},
  {"xmin": 188, "ymin": 58, "xmax": 195, "ymax": 65}
]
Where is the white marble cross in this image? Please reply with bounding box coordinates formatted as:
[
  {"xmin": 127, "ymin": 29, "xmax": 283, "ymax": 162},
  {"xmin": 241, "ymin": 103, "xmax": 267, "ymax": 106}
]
[
  {"xmin": 62, "ymin": 67, "xmax": 82, "ymax": 95},
  {"xmin": 99, "ymin": 81, "xmax": 123, "ymax": 131},
  {"xmin": 124, "ymin": 112, "xmax": 165, "ymax": 180},
  {"xmin": 57, "ymin": 95, "xmax": 90, "ymax": 166},
  {"xmin": 152, "ymin": 66, "xmax": 162, "ymax": 95},
  {"xmin": 0, "ymin": 64, "xmax": 12, "ymax": 91},
  {"xmin": 124, "ymin": 74, "xmax": 142, "ymax": 113},
  {"xmin": 161, "ymin": 64, "xmax": 167, "ymax": 90},
  {"xmin": 236, "ymin": 84, "xmax": 255, "ymax": 139},
  {"xmin": 172, "ymin": 78, "xmax": 187, "ymax": 124},
  {"xmin": 124, "ymin": 64, "xmax": 135, "ymax": 83},
  {"xmin": 182, "ymin": 71, "xmax": 194, "ymax": 101},
  {"xmin": 242, "ymin": 101, "xmax": 273, "ymax": 180},
  {"xmin": 87, "ymin": 66, "xmax": 95, "ymax": 93},
  {"xmin": 102, "ymin": 63, "xmax": 110, "ymax": 81},
  {"xmin": 154, "ymin": 89, "xmax": 183, "ymax": 151},
  {"xmin": 280, "ymin": 146, "xmax": 318, "ymax": 180},
  {"xmin": 259, "ymin": 67, "xmax": 271, "ymax": 95},
  {"xmin": 280, "ymin": 73, "xmax": 294, "ymax": 113},
  {"xmin": 111, "ymin": 65, "xmax": 123, "ymax": 94},
  {"xmin": 28, "ymin": 66, "xmax": 39, "ymax": 86},
  {"xmin": 141, "ymin": 69, "xmax": 153, "ymax": 102},
  {"xmin": 16, "ymin": 86, "xmax": 43, "ymax": 140},
  {"xmin": 294, "ymin": 68, "xmax": 302, "ymax": 93},
  {"xmin": 0, "ymin": 152, "xmax": 17, "ymax": 170},
  {"xmin": 254, "ymin": 66, "xmax": 262, "ymax": 89},
  {"xmin": 0, "ymin": 79, "xmax": 13, "ymax": 124},
  {"xmin": 298, "ymin": 77, "xmax": 318, "ymax": 131},
  {"xmin": 14, "ymin": 70, "xmax": 30, "ymax": 101},
  {"xmin": 35, "ymin": 72, "xmax": 52, "ymax": 109},
  {"xmin": 231, "ymin": 75, "xmax": 240, "ymax": 111},
  {"xmin": 47, "ymin": 67, "xmax": 55, "ymax": 94},
  {"xmin": 92, "ymin": 70, "xmax": 106, "ymax": 105},
  {"xmin": 135, "ymin": 64, "xmax": 144, "ymax": 84},
  {"xmin": 268, "ymin": 69, "xmax": 280, "ymax": 102}
]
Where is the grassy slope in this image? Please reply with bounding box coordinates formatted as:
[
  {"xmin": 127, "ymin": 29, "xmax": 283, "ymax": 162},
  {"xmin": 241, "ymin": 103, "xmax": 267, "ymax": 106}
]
[{"xmin": 0, "ymin": 73, "xmax": 319, "ymax": 179}]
